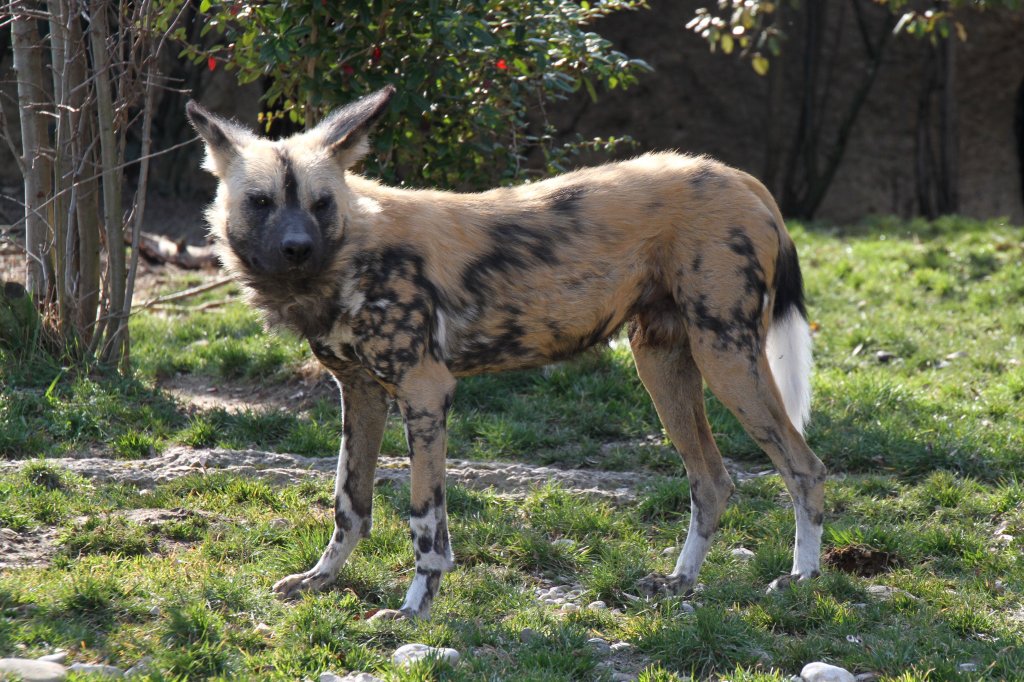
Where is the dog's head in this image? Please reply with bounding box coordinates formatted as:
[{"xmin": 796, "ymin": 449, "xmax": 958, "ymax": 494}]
[{"xmin": 186, "ymin": 87, "xmax": 394, "ymax": 290}]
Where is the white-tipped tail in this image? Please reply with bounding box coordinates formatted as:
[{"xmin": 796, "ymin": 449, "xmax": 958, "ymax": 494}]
[{"xmin": 766, "ymin": 308, "xmax": 813, "ymax": 434}]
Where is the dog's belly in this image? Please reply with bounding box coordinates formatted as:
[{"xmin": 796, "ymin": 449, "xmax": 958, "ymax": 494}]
[{"xmin": 442, "ymin": 289, "xmax": 633, "ymax": 376}]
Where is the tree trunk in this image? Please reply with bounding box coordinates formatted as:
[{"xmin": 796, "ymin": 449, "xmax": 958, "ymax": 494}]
[
  {"xmin": 88, "ymin": 0, "xmax": 127, "ymax": 365},
  {"xmin": 11, "ymin": 1, "xmax": 54, "ymax": 301},
  {"xmin": 68, "ymin": 13, "xmax": 102, "ymax": 345},
  {"xmin": 937, "ymin": 28, "xmax": 959, "ymax": 214}
]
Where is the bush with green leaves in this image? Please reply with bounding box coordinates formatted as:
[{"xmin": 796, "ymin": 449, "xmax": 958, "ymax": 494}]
[{"xmin": 178, "ymin": 0, "xmax": 651, "ymax": 189}]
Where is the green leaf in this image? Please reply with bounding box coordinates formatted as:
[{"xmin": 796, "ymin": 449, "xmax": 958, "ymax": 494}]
[{"xmin": 751, "ymin": 55, "xmax": 770, "ymax": 76}]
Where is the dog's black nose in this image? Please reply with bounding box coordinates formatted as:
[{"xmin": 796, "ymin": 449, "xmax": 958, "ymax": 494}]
[{"xmin": 281, "ymin": 233, "xmax": 314, "ymax": 264}]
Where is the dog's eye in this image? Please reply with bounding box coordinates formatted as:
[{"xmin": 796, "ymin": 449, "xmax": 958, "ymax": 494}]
[
  {"xmin": 249, "ymin": 194, "xmax": 273, "ymax": 209},
  {"xmin": 312, "ymin": 196, "xmax": 332, "ymax": 213}
]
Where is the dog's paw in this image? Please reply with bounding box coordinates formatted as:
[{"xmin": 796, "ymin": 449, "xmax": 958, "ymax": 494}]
[
  {"xmin": 766, "ymin": 570, "xmax": 820, "ymax": 594},
  {"xmin": 272, "ymin": 570, "xmax": 335, "ymax": 600},
  {"xmin": 637, "ymin": 572, "xmax": 693, "ymax": 598},
  {"xmin": 367, "ymin": 608, "xmax": 408, "ymax": 622}
]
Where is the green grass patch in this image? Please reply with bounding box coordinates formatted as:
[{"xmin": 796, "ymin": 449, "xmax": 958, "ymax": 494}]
[{"xmin": 0, "ymin": 471, "xmax": 1020, "ymax": 679}]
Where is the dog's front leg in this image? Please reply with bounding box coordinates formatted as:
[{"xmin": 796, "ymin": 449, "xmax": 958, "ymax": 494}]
[
  {"xmin": 273, "ymin": 366, "xmax": 390, "ymax": 599},
  {"xmin": 393, "ymin": 361, "xmax": 457, "ymax": 619}
]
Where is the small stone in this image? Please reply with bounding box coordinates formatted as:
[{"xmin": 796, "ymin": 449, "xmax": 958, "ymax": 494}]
[
  {"xmin": 957, "ymin": 663, "xmax": 978, "ymax": 673},
  {"xmin": 800, "ymin": 661, "xmax": 856, "ymax": 682},
  {"xmin": 560, "ymin": 603, "xmax": 579, "ymax": 613},
  {"xmin": 550, "ymin": 585, "xmax": 568, "ymax": 595},
  {"xmin": 586, "ymin": 638, "xmax": 611, "ymax": 656},
  {"xmin": 323, "ymin": 673, "xmax": 385, "ymax": 682},
  {"xmin": 392, "ymin": 643, "xmax": 460, "ymax": 668},
  {"xmin": 678, "ymin": 602, "xmax": 695, "ymax": 614},
  {"xmin": 38, "ymin": 651, "xmax": 68, "ymax": 664},
  {"xmin": 124, "ymin": 657, "xmax": 153, "ymax": 678},
  {"xmin": 730, "ymin": 547, "xmax": 756, "ymax": 561},
  {"xmin": 552, "ymin": 538, "xmax": 575, "ymax": 548},
  {"xmin": 875, "ymin": 350, "xmax": 895, "ymax": 363},
  {"xmin": 148, "ymin": 605, "xmax": 160, "ymax": 616},
  {"xmin": 268, "ymin": 518, "xmax": 289, "ymax": 530},
  {"xmin": 368, "ymin": 608, "xmax": 406, "ymax": 622},
  {"xmin": 866, "ymin": 584, "xmax": 908, "ymax": 600},
  {"xmin": 995, "ymin": 534, "xmax": 1014, "ymax": 545},
  {"xmin": 0, "ymin": 658, "xmax": 67, "ymax": 681},
  {"xmin": 68, "ymin": 663, "xmax": 125, "ymax": 677},
  {"xmin": 519, "ymin": 628, "xmax": 539, "ymax": 644},
  {"xmin": 610, "ymin": 642, "xmax": 634, "ymax": 653},
  {"xmin": 255, "ymin": 622, "xmax": 274, "ymax": 636},
  {"xmin": 0, "ymin": 528, "xmax": 18, "ymax": 540},
  {"xmin": 662, "ymin": 546, "xmax": 677, "ymax": 556},
  {"xmin": 587, "ymin": 600, "xmax": 607, "ymax": 610}
]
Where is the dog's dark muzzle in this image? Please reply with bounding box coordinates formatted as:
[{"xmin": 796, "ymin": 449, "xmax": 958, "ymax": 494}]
[{"xmin": 268, "ymin": 208, "xmax": 325, "ymax": 274}]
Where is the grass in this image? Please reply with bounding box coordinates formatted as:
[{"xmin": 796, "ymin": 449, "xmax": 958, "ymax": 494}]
[{"xmin": 1, "ymin": 215, "xmax": 1023, "ymax": 679}]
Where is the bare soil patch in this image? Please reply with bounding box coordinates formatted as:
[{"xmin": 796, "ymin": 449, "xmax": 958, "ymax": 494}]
[
  {"xmin": 158, "ymin": 364, "xmax": 335, "ymax": 415},
  {"xmin": 823, "ymin": 544, "xmax": 904, "ymax": 578}
]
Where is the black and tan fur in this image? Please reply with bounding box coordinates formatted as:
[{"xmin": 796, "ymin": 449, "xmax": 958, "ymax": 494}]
[{"xmin": 186, "ymin": 86, "xmax": 825, "ymax": 619}]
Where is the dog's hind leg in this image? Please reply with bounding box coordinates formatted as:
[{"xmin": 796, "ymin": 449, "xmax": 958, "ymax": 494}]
[
  {"xmin": 631, "ymin": 326, "xmax": 736, "ymax": 596},
  {"xmin": 687, "ymin": 328, "xmax": 825, "ymax": 587},
  {"xmin": 273, "ymin": 366, "xmax": 390, "ymax": 599}
]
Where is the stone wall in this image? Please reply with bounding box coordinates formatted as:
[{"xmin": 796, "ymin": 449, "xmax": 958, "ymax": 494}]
[{"xmin": 557, "ymin": 0, "xmax": 1024, "ymax": 223}]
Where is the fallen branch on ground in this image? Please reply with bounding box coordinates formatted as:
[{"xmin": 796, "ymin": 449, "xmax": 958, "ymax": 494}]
[{"xmin": 133, "ymin": 276, "xmax": 233, "ymax": 310}]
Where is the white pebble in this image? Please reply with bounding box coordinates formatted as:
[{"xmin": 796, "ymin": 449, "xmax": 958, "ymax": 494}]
[
  {"xmin": 679, "ymin": 602, "xmax": 695, "ymax": 614},
  {"xmin": 662, "ymin": 546, "xmax": 677, "ymax": 556},
  {"xmin": 730, "ymin": 547, "xmax": 756, "ymax": 560},
  {"xmin": 560, "ymin": 603, "xmax": 580, "ymax": 613},
  {"xmin": 552, "ymin": 538, "xmax": 575, "ymax": 548},
  {"xmin": 37, "ymin": 651, "xmax": 68, "ymax": 664},
  {"xmin": 957, "ymin": 663, "xmax": 978, "ymax": 673},
  {"xmin": 124, "ymin": 657, "xmax": 153, "ymax": 678},
  {"xmin": 0, "ymin": 658, "xmax": 68, "ymax": 681},
  {"xmin": 800, "ymin": 661, "xmax": 856, "ymax": 682},
  {"xmin": 610, "ymin": 642, "xmax": 634, "ymax": 653},
  {"xmin": 392, "ymin": 643, "xmax": 460, "ymax": 668},
  {"xmin": 587, "ymin": 600, "xmax": 607, "ymax": 610},
  {"xmin": 586, "ymin": 638, "xmax": 611, "ymax": 655},
  {"xmin": 68, "ymin": 663, "xmax": 125, "ymax": 677}
]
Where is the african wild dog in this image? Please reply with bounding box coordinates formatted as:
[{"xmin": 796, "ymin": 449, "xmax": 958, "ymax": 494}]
[{"xmin": 185, "ymin": 86, "xmax": 825, "ymax": 619}]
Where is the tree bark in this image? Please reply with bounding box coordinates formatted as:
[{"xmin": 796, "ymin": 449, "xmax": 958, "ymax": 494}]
[
  {"xmin": 88, "ymin": 0, "xmax": 127, "ymax": 365},
  {"xmin": 11, "ymin": 0, "xmax": 54, "ymax": 301}
]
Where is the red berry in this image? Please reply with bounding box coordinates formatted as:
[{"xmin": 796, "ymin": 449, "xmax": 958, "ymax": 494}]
[
  {"xmin": 496, "ymin": 58, "xmax": 508, "ymax": 70},
  {"xmin": 207, "ymin": 56, "xmax": 216, "ymax": 72},
  {"xmin": 342, "ymin": 64, "xmax": 355, "ymax": 76},
  {"xmin": 372, "ymin": 46, "xmax": 382, "ymax": 62}
]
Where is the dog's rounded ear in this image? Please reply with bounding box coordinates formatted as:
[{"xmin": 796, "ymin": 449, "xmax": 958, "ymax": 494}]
[
  {"xmin": 313, "ymin": 85, "xmax": 395, "ymax": 168},
  {"xmin": 185, "ymin": 101, "xmax": 253, "ymax": 176}
]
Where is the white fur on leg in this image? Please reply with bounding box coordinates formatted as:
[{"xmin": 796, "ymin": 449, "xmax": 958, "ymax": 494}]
[
  {"xmin": 793, "ymin": 505, "xmax": 823, "ymax": 577},
  {"xmin": 272, "ymin": 440, "xmax": 362, "ymax": 598},
  {"xmin": 766, "ymin": 308, "xmax": 813, "ymax": 434},
  {"xmin": 669, "ymin": 502, "xmax": 713, "ymax": 587}
]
